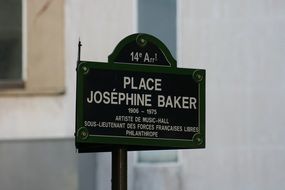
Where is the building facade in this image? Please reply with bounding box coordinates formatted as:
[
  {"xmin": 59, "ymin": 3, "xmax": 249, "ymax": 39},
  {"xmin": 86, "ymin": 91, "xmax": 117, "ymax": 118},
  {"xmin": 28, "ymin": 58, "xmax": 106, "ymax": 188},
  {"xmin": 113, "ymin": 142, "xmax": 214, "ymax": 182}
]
[{"xmin": 0, "ymin": 0, "xmax": 285, "ymax": 190}]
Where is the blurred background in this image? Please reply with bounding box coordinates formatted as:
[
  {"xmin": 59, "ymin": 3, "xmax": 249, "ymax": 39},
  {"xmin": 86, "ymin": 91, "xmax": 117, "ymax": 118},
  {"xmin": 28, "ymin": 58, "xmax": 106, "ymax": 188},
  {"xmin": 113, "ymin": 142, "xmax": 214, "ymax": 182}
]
[{"xmin": 0, "ymin": 0, "xmax": 285, "ymax": 190}]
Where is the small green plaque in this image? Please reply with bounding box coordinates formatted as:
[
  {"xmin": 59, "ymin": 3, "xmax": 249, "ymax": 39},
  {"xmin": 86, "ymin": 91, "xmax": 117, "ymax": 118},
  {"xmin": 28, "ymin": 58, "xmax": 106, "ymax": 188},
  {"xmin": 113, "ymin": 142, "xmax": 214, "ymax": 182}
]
[{"xmin": 75, "ymin": 33, "xmax": 205, "ymax": 152}]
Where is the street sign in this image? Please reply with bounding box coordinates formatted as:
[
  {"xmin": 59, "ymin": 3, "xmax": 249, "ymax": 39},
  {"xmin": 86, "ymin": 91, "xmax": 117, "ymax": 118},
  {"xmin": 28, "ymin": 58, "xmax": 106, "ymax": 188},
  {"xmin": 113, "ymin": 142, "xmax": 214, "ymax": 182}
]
[{"xmin": 75, "ymin": 33, "xmax": 205, "ymax": 152}]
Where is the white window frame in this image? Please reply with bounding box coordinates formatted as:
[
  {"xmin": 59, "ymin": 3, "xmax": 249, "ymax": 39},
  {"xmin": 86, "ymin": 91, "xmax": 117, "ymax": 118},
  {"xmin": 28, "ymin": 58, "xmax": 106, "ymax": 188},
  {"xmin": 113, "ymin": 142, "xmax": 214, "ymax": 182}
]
[{"xmin": 22, "ymin": 0, "xmax": 27, "ymax": 82}]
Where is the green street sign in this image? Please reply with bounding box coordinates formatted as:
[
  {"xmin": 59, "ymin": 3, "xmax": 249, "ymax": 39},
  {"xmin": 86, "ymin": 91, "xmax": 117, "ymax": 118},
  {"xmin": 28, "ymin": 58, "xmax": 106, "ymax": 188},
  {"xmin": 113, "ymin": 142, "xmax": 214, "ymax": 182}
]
[{"xmin": 75, "ymin": 33, "xmax": 205, "ymax": 152}]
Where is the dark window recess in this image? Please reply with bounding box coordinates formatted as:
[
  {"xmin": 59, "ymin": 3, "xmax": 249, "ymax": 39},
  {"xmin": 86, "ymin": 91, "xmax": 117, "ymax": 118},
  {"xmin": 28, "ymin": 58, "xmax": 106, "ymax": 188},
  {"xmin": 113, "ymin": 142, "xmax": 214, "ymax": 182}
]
[{"xmin": 0, "ymin": 0, "xmax": 23, "ymax": 87}]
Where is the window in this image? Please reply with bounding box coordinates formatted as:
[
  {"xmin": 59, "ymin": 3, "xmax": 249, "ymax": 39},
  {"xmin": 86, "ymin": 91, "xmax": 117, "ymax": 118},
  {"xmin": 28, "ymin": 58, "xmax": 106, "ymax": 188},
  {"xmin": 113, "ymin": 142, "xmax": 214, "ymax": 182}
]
[
  {"xmin": 0, "ymin": 0, "xmax": 23, "ymax": 87},
  {"xmin": 137, "ymin": 150, "xmax": 178, "ymax": 163},
  {"xmin": 138, "ymin": 0, "xmax": 176, "ymax": 58},
  {"xmin": 0, "ymin": 0, "xmax": 65, "ymax": 95},
  {"xmin": 137, "ymin": 0, "xmax": 178, "ymax": 163}
]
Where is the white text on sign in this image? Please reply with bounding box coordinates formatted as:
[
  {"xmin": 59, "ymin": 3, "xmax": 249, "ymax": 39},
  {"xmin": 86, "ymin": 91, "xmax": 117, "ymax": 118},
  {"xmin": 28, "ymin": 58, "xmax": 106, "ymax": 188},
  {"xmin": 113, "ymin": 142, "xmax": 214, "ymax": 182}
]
[{"xmin": 86, "ymin": 76, "xmax": 197, "ymax": 109}]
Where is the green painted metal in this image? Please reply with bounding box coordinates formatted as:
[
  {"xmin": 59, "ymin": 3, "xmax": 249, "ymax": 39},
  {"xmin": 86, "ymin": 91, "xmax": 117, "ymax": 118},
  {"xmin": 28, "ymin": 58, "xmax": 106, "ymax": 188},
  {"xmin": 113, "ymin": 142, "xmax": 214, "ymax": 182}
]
[
  {"xmin": 75, "ymin": 33, "xmax": 205, "ymax": 152},
  {"xmin": 109, "ymin": 33, "xmax": 177, "ymax": 67}
]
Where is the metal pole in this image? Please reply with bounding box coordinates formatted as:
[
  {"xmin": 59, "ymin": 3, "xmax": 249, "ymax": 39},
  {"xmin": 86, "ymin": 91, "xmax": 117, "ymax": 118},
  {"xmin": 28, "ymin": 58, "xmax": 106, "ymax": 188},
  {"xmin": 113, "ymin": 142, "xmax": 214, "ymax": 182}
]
[
  {"xmin": 112, "ymin": 147, "xmax": 127, "ymax": 190},
  {"xmin": 77, "ymin": 39, "xmax": 82, "ymax": 65}
]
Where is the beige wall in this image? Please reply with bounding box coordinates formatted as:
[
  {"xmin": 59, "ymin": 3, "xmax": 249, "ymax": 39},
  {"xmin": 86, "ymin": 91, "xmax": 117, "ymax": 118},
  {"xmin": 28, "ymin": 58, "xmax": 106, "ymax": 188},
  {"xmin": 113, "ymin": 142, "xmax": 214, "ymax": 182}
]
[{"xmin": 27, "ymin": 0, "xmax": 65, "ymax": 93}]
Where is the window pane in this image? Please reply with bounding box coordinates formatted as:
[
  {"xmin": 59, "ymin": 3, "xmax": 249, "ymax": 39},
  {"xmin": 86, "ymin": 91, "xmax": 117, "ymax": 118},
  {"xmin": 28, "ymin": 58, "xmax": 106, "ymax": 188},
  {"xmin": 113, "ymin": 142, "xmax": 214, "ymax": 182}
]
[
  {"xmin": 137, "ymin": 0, "xmax": 178, "ymax": 163},
  {"xmin": 138, "ymin": 150, "xmax": 178, "ymax": 163},
  {"xmin": 138, "ymin": 0, "xmax": 176, "ymax": 58},
  {"xmin": 0, "ymin": 0, "xmax": 22, "ymax": 81}
]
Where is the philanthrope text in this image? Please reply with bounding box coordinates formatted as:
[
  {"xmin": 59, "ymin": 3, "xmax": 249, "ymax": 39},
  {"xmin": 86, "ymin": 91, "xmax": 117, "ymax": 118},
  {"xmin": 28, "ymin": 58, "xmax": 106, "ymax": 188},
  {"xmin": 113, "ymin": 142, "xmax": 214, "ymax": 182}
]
[{"xmin": 86, "ymin": 76, "xmax": 197, "ymax": 109}]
